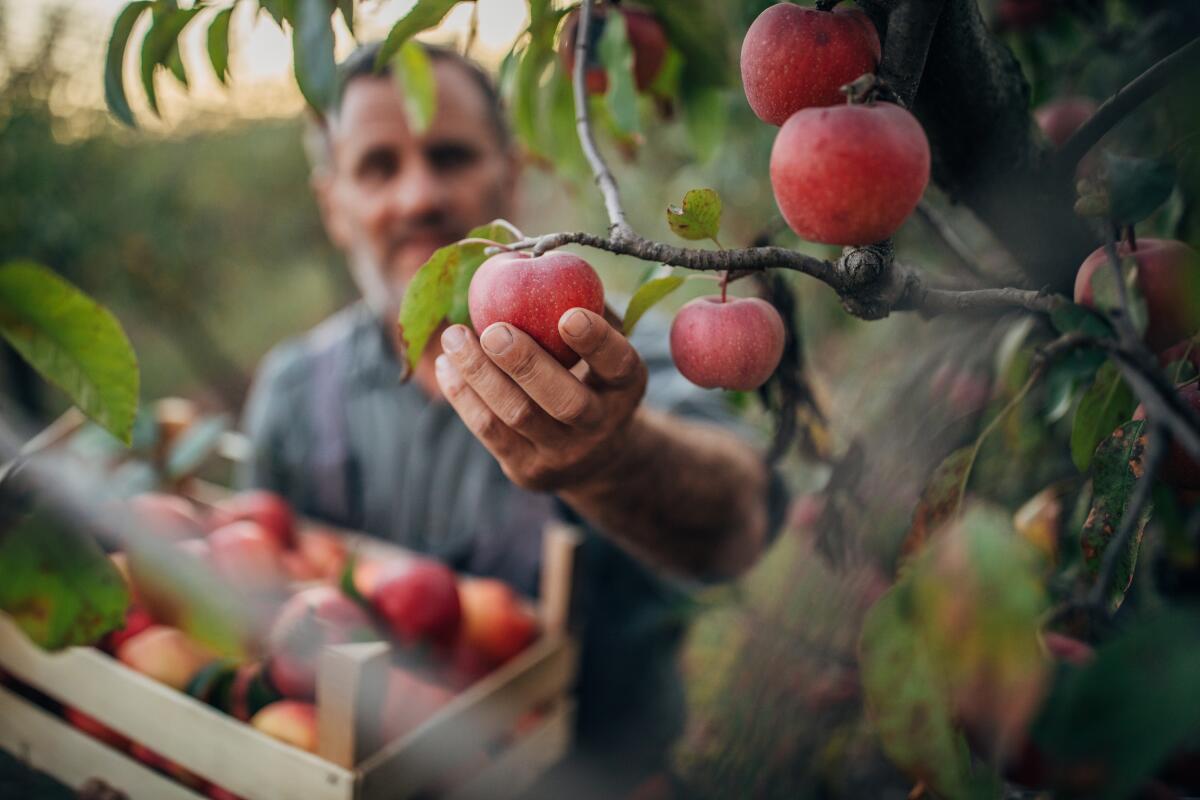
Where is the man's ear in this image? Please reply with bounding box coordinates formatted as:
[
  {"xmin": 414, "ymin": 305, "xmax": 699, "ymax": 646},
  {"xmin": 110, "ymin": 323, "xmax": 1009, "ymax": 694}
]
[{"xmin": 311, "ymin": 169, "xmax": 352, "ymax": 250}]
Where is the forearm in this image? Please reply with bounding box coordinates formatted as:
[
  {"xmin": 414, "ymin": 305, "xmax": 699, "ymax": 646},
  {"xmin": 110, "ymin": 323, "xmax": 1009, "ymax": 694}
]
[{"xmin": 558, "ymin": 406, "xmax": 773, "ymax": 579}]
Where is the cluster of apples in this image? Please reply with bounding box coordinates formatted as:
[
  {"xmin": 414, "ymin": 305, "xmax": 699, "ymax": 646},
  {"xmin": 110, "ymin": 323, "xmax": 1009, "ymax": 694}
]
[{"xmin": 65, "ymin": 490, "xmax": 539, "ymax": 797}]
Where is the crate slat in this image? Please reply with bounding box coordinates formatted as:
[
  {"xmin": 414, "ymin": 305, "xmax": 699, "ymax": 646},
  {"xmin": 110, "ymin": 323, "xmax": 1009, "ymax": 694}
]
[
  {"xmin": 0, "ymin": 683, "xmax": 204, "ymax": 800},
  {"xmin": 0, "ymin": 616, "xmax": 355, "ymax": 800},
  {"xmin": 444, "ymin": 700, "xmax": 575, "ymax": 800},
  {"xmin": 357, "ymin": 635, "xmax": 577, "ymax": 800}
]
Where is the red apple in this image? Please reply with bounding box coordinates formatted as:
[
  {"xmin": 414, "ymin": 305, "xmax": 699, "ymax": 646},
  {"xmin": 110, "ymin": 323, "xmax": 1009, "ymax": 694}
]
[
  {"xmin": 208, "ymin": 521, "xmax": 287, "ymax": 591},
  {"xmin": 250, "ymin": 700, "xmax": 319, "ymax": 753},
  {"xmin": 130, "ymin": 742, "xmax": 206, "ymax": 789},
  {"xmin": 771, "ymin": 102, "xmax": 930, "ymax": 245},
  {"xmin": 468, "ymin": 251, "xmax": 605, "ymax": 368},
  {"xmin": 64, "ymin": 707, "xmax": 131, "ymax": 752},
  {"xmin": 101, "ymin": 604, "xmax": 155, "ymax": 653},
  {"xmin": 117, "ymin": 626, "xmax": 216, "ymax": 691},
  {"xmin": 371, "ymin": 560, "xmax": 462, "ymax": 647},
  {"xmin": 1159, "ymin": 338, "xmax": 1200, "ymax": 375},
  {"xmin": 266, "ymin": 586, "xmax": 377, "ymax": 699},
  {"xmin": 457, "ymin": 578, "xmax": 539, "ymax": 666},
  {"xmin": 207, "ymin": 491, "xmax": 296, "ymax": 551},
  {"xmin": 669, "ymin": 296, "xmax": 785, "ymax": 391},
  {"xmin": 1034, "ymin": 96, "xmax": 1098, "ymax": 148},
  {"xmin": 559, "ymin": 5, "xmax": 667, "ymax": 95},
  {"xmin": 379, "ymin": 667, "xmax": 454, "ymax": 742},
  {"xmin": 740, "ymin": 3, "xmax": 881, "ymax": 125},
  {"xmin": 128, "ymin": 493, "xmax": 205, "ymax": 541},
  {"xmin": 295, "ymin": 528, "xmax": 348, "ymax": 581},
  {"xmin": 1073, "ymin": 239, "xmax": 1200, "ymax": 352},
  {"xmin": 126, "ymin": 537, "xmax": 211, "ymax": 627},
  {"xmin": 1134, "ymin": 384, "xmax": 1200, "ymax": 490}
]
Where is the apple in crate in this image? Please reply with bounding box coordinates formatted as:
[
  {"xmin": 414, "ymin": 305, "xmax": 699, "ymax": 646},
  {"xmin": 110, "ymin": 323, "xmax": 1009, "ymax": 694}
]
[
  {"xmin": 370, "ymin": 560, "xmax": 461, "ymax": 647},
  {"xmin": 296, "ymin": 528, "xmax": 348, "ymax": 581},
  {"xmin": 250, "ymin": 700, "xmax": 319, "ymax": 753},
  {"xmin": 128, "ymin": 493, "xmax": 206, "ymax": 541},
  {"xmin": 458, "ymin": 578, "xmax": 539, "ymax": 665},
  {"xmin": 100, "ymin": 604, "xmax": 155, "ymax": 654},
  {"xmin": 266, "ymin": 586, "xmax": 379, "ymax": 699},
  {"xmin": 117, "ymin": 626, "xmax": 216, "ymax": 691},
  {"xmin": 208, "ymin": 521, "xmax": 287, "ymax": 591},
  {"xmin": 208, "ymin": 490, "xmax": 296, "ymax": 551},
  {"xmin": 379, "ymin": 667, "xmax": 454, "ymax": 742}
]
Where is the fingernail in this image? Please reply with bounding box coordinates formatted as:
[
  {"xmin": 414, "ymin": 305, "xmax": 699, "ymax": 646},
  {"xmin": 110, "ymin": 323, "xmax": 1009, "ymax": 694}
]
[
  {"xmin": 562, "ymin": 309, "xmax": 590, "ymax": 338},
  {"xmin": 434, "ymin": 354, "xmax": 454, "ymax": 377},
  {"xmin": 481, "ymin": 325, "xmax": 513, "ymax": 355},
  {"xmin": 441, "ymin": 326, "xmax": 466, "ymax": 353}
]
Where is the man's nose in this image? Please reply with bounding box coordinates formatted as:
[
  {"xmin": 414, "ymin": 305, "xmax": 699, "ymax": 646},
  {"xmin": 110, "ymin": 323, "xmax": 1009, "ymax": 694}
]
[{"xmin": 392, "ymin": 157, "xmax": 445, "ymax": 219}]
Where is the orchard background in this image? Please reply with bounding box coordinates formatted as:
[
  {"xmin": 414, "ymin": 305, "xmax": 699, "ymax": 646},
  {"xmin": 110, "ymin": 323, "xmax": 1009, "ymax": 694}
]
[{"xmin": 1, "ymin": 0, "xmax": 1200, "ymax": 798}]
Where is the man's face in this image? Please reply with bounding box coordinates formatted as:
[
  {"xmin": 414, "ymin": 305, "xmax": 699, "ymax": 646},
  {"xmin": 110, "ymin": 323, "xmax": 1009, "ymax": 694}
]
[{"xmin": 317, "ymin": 61, "xmax": 517, "ymax": 314}]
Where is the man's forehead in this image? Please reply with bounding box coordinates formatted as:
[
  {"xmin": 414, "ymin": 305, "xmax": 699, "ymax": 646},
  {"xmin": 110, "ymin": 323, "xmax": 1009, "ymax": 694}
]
[{"xmin": 330, "ymin": 60, "xmax": 493, "ymax": 146}]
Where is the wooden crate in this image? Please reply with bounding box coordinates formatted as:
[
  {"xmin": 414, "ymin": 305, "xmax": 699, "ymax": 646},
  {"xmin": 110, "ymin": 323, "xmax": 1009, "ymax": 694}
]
[{"xmin": 0, "ymin": 522, "xmax": 582, "ymax": 800}]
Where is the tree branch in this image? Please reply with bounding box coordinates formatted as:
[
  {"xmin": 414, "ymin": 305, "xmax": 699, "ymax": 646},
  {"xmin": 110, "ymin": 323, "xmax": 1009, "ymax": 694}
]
[
  {"xmin": 572, "ymin": 0, "xmax": 631, "ymax": 238},
  {"xmin": 875, "ymin": 0, "xmax": 945, "ymax": 107},
  {"xmin": 1057, "ymin": 36, "xmax": 1200, "ymax": 172}
]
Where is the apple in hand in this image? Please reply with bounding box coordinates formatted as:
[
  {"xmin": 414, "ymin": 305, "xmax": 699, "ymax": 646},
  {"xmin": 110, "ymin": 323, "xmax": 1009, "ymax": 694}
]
[
  {"xmin": 771, "ymin": 102, "xmax": 930, "ymax": 245},
  {"xmin": 267, "ymin": 586, "xmax": 377, "ymax": 699},
  {"xmin": 1134, "ymin": 384, "xmax": 1200, "ymax": 490},
  {"xmin": 559, "ymin": 4, "xmax": 667, "ymax": 95},
  {"xmin": 1073, "ymin": 238, "xmax": 1200, "ymax": 352},
  {"xmin": 371, "ymin": 560, "xmax": 462, "ymax": 647},
  {"xmin": 117, "ymin": 626, "xmax": 216, "ymax": 691},
  {"xmin": 468, "ymin": 251, "xmax": 605, "ymax": 368},
  {"xmin": 250, "ymin": 700, "xmax": 319, "ymax": 753},
  {"xmin": 1034, "ymin": 96, "xmax": 1098, "ymax": 148},
  {"xmin": 457, "ymin": 578, "xmax": 539, "ymax": 666},
  {"xmin": 207, "ymin": 490, "xmax": 296, "ymax": 551},
  {"xmin": 669, "ymin": 296, "xmax": 785, "ymax": 391},
  {"xmin": 208, "ymin": 521, "xmax": 287, "ymax": 591},
  {"xmin": 740, "ymin": 3, "xmax": 881, "ymax": 125}
]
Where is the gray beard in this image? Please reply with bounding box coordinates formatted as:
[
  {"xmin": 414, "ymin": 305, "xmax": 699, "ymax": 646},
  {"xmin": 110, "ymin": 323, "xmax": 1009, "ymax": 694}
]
[{"xmin": 347, "ymin": 245, "xmax": 404, "ymax": 320}]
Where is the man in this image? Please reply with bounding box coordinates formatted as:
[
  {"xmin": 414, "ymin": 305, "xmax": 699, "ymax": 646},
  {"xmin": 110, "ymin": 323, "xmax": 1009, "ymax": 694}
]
[{"xmin": 242, "ymin": 42, "xmax": 785, "ymax": 794}]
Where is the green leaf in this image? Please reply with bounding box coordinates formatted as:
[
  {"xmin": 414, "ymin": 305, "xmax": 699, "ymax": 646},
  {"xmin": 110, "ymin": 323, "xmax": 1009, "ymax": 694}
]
[
  {"xmin": 448, "ymin": 222, "xmax": 519, "ymax": 325},
  {"xmin": 1080, "ymin": 419, "xmax": 1152, "ymax": 610},
  {"xmin": 293, "ymin": 0, "xmax": 337, "ymax": 111},
  {"xmin": 682, "ymin": 84, "xmax": 725, "ymax": 164},
  {"xmin": 1104, "ymin": 153, "xmax": 1177, "ymax": 227},
  {"xmin": 1050, "ymin": 301, "xmax": 1114, "ymax": 339},
  {"xmin": 860, "ymin": 584, "xmax": 989, "ymax": 799},
  {"xmin": 166, "ymin": 414, "xmax": 229, "ymax": 480},
  {"xmin": 207, "ymin": 6, "xmax": 234, "ymax": 85},
  {"xmin": 623, "ymin": 275, "xmax": 684, "ymax": 336},
  {"xmin": 541, "ymin": 63, "xmax": 588, "ymax": 177},
  {"xmin": 901, "ymin": 446, "xmax": 974, "ymax": 560},
  {"xmin": 104, "ymin": 1, "xmax": 153, "ymax": 127},
  {"xmin": 667, "ymin": 188, "xmax": 722, "ymax": 242},
  {"xmin": 393, "ymin": 40, "xmax": 436, "ymax": 135},
  {"xmin": 398, "ymin": 244, "xmax": 462, "ymax": 372},
  {"xmin": 0, "ymin": 262, "xmax": 139, "ymax": 445},
  {"xmin": 140, "ymin": 7, "xmax": 200, "ymax": 116},
  {"xmin": 1071, "ymin": 361, "xmax": 1134, "ymax": 472},
  {"xmin": 377, "ymin": 0, "xmax": 463, "ymax": 69},
  {"xmin": 1032, "ymin": 609, "xmax": 1200, "ymax": 800},
  {"xmin": 166, "ymin": 42, "xmax": 188, "ymax": 87},
  {"xmin": 340, "ymin": 553, "xmax": 367, "ymax": 606},
  {"xmin": 0, "ymin": 512, "xmax": 129, "ymax": 651},
  {"xmin": 597, "ymin": 9, "xmax": 639, "ymax": 135}
]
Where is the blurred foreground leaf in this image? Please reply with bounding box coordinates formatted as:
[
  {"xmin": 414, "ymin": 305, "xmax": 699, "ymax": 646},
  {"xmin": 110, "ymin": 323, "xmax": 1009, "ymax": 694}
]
[
  {"xmin": 0, "ymin": 512, "xmax": 128, "ymax": 651},
  {"xmin": 1071, "ymin": 361, "xmax": 1134, "ymax": 472},
  {"xmin": 104, "ymin": 1, "xmax": 152, "ymax": 126},
  {"xmin": 0, "ymin": 262, "xmax": 139, "ymax": 445}
]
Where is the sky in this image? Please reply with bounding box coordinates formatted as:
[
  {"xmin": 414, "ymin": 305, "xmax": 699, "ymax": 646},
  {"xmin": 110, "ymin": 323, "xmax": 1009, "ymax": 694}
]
[{"xmin": 5, "ymin": 0, "xmax": 532, "ymax": 127}]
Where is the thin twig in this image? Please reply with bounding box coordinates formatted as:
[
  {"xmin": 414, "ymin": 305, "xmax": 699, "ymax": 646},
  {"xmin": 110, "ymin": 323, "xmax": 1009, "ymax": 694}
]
[
  {"xmin": 1057, "ymin": 36, "xmax": 1200, "ymax": 171},
  {"xmin": 914, "ymin": 201, "xmax": 1001, "ymax": 285},
  {"xmin": 1087, "ymin": 423, "xmax": 1168, "ymax": 609},
  {"xmin": 572, "ymin": 1, "xmax": 630, "ymax": 238},
  {"xmin": 901, "ymin": 286, "xmax": 1067, "ymax": 316}
]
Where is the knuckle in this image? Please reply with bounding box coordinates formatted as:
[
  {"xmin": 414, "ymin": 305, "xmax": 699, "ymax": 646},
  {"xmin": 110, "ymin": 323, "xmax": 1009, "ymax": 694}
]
[
  {"xmin": 457, "ymin": 349, "xmax": 491, "ymax": 383},
  {"xmin": 506, "ymin": 346, "xmax": 541, "ymax": 384},
  {"xmin": 503, "ymin": 398, "xmax": 537, "ymax": 431},
  {"xmin": 611, "ymin": 349, "xmax": 644, "ymax": 384},
  {"xmin": 475, "ymin": 411, "xmax": 505, "ymax": 441},
  {"xmin": 558, "ymin": 393, "xmax": 595, "ymax": 427}
]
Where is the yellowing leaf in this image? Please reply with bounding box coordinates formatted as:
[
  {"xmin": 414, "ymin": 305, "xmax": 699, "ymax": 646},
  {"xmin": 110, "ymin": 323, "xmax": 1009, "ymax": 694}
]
[{"xmin": 667, "ymin": 188, "xmax": 722, "ymax": 242}]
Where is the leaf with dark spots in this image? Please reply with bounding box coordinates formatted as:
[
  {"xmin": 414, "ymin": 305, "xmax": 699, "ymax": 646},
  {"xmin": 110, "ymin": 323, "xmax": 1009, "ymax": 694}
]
[
  {"xmin": 901, "ymin": 447, "xmax": 972, "ymax": 560},
  {"xmin": 1080, "ymin": 420, "xmax": 1152, "ymax": 610}
]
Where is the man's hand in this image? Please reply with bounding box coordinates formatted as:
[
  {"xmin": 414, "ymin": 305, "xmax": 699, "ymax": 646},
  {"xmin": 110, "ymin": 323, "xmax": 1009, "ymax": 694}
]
[{"xmin": 435, "ymin": 307, "xmax": 648, "ymax": 493}]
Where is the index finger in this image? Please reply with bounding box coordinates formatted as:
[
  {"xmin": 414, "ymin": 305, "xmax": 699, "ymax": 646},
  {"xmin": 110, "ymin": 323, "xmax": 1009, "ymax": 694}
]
[{"xmin": 559, "ymin": 308, "xmax": 645, "ymax": 388}]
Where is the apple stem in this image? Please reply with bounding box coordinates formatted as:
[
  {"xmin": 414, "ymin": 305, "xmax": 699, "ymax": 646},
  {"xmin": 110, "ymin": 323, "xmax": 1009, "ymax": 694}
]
[
  {"xmin": 815, "ymin": 0, "xmax": 843, "ymax": 10},
  {"xmin": 720, "ymin": 270, "xmax": 729, "ymax": 303},
  {"xmin": 1124, "ymin": 225, "xmax": 1137, "ymax": 252}
]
